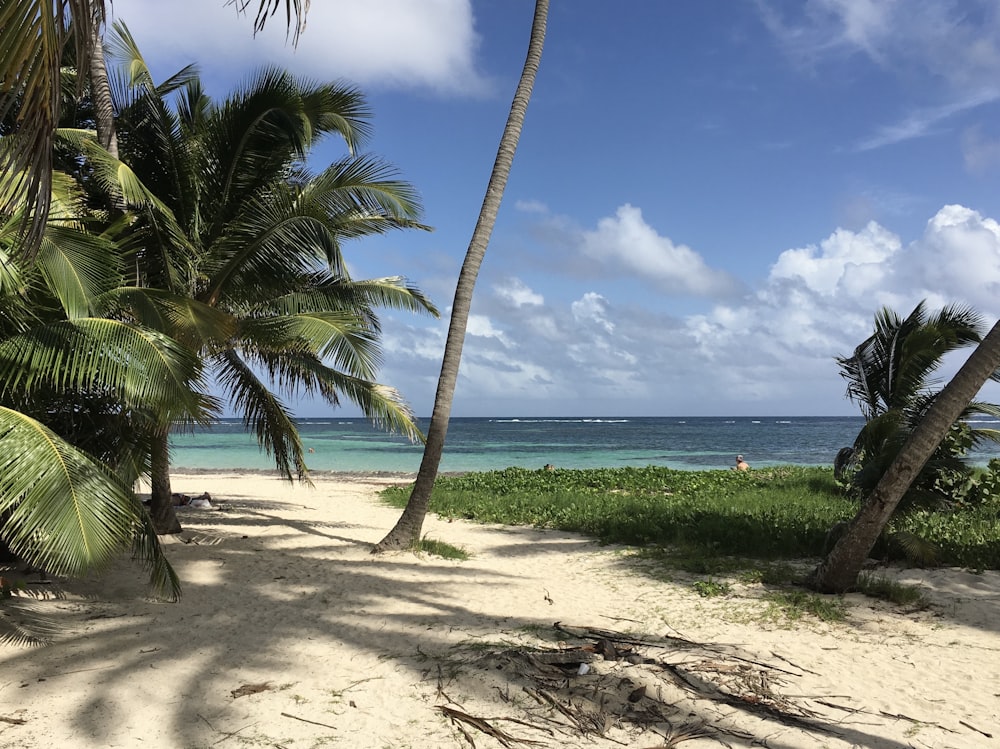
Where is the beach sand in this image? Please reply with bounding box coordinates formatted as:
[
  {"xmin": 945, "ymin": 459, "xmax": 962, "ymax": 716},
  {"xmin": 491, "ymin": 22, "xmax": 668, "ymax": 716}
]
[{"xmin": 1, "ymin": 473, "xmax": 998, "ymax": 748}]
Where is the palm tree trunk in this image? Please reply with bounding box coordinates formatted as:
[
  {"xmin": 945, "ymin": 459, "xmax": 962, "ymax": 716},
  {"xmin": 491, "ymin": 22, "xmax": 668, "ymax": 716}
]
[
  {"xmin": 372, "ymin": 0, "xmax": 549, "ymax": 552},
  {"xmin": 810, "ymin": 320, "xmax": 1000, "ymax": 592},
  {"xmin": 88, "ymin": 12, "xmax": 118, "ymax": 159},
  {"xmin": 149, "ymin": 426, "xmax": 182, "ymax": 535}
]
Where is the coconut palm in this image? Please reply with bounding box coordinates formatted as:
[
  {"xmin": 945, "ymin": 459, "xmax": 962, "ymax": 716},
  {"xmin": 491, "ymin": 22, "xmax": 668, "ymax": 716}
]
[
  {"xmin": 812, "ymin": 319, "xmax": 1000, "ymax": 592},
  {"xmin": 373, "ymin": 0, "xmax": 549, "ymax": 551},
  {"xmin": 92, "ymin": 26, "xmax": 437, "ymax": 532},
  {"xmin": 0, "ymin": 172, "xmax": 205, "ymax": 627},
  {"xmin": 837, "ymin": 301, "xmax": 1000, "ymax": 511}
]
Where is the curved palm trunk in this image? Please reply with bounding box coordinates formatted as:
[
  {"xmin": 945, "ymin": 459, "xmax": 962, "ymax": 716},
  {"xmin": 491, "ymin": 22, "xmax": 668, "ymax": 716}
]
[
  {"xmin": 372, "ymin": 0, "xmax": 549, "ymax": 552},
  {"xmin": 810, "ymin": 321, "xmax": 1000, "ymax": 592},
  {"xmin": 88, "ymin": 12, "xmax": 118, "ymax": 159},
  {"xmin": 149, "ymin": 426, "xmax": 182, "ymax": 535}
]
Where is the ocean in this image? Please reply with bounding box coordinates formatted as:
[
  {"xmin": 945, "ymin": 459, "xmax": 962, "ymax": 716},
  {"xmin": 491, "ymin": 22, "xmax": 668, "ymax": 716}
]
[{"xmin": 167, "ymin": 416, "xmax": 1000, "ymax": 474}]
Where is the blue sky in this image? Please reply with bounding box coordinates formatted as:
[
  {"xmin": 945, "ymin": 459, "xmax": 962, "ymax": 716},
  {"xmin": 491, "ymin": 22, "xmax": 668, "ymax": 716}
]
[{"xmin": 110, "ymin": 0, "xmax": 1000, "ymax": 417}]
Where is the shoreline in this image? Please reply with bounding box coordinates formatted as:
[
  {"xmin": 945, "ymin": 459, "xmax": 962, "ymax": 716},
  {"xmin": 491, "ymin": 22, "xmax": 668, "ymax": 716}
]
[{"xmin": 2, "ymin": 473, "xmax": 998, "ymax": 748}]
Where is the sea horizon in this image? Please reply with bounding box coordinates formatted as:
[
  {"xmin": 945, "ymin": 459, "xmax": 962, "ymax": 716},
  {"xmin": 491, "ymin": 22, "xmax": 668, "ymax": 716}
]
[{"xmin": 166, "ymin": 414, "xmax": 1000, "ymax": 475}]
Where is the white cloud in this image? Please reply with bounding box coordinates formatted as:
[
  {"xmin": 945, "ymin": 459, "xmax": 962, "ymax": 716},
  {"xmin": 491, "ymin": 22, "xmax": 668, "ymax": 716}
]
[
  {"xmin": 107, "ymin": 0, "xmax": 488, "ymax": 95},
  {"xmin": 466, "ymin": 314, "xmax": 512, "ymax": 345},
  {"xmin": 494, "ymin": 278, "xmax": 544, "ymax": 307},
  {"xmin": 571, "ymin": 292, "xmax": 614, "ymax": 334},
  {"xmin": 769, "ymin": 221, "xmax": 900, "ymax": 296},
  {"xmin": 514, "ymin": 199, "xmax": 550, "ymax": 214},
  {"xmin": 853, "ymin": 90, "xmax": 1000, "ymax": 151},
  {"xmin": 368, "ymin": 204, "xmax": 1000, "ymax": 417},
  {"xmin": 579, "ymin": 205, "xmax": 741, "ymax": 297}
]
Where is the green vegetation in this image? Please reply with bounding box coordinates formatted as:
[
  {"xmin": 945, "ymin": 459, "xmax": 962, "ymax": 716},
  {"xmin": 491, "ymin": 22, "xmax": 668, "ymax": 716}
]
[
  {"xmin": 380, "ymin": 465, "xmax": 1000, "ymax": 569},
  {"xmin": 837, "ymin": 301, "xmax": 1000, "ymax": 512},
  {"xmin": 855, "ymin": 573, "xmax": 927, "ymax": 607},
  {"xmin": 413, "ymin": 537, "xmax": 470, "ymax": 560},
  {"xmin": 764, "ymin": 590, "xmax": 847, "ymax": 622},
  {"xmin": 0, "ymin": 15, "xmax": 435, "ymax": 609},
  {"xmin": 692, "ymin": 578, "xmax": 731, "ymax": 598}
]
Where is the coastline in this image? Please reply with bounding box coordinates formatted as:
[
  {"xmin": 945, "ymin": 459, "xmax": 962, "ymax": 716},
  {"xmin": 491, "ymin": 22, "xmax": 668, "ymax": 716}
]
[{"xmin": 2, "ymin": 472, "xmax": 998, "ymax": 748}]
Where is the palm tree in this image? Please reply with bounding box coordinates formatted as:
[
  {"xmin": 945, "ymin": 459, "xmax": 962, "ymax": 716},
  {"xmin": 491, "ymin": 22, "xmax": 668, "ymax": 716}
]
[
  {"xmin": 373, "ymin": 0, "xmax": 549, "ymax": 552},
  {"xmin": 0, "ymin": 173, "xmax": 202, "ymax": 616},
  {"xmin": 97, "ymin": 27, "xmax": 437, "ymax": 532},
  {"xmin": 837, "ymin": 301, "xmax": 1000, "ymax": 511},
  {"xmin": 811, "ymin": 320, "xmax": 1000, "ymax": 592}
]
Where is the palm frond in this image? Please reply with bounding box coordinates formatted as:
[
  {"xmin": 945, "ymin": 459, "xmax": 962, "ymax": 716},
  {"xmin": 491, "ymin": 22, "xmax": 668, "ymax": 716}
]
[
  {"xmin": 279, "ymin": 275, "xmax": 440, "ymax": 319},
  {"xmin": 318, "ymin": 372, "xmax": 422, "ymax": 443},
  {"xmin": 0, "ymin": 318, "xmax": 207, "ymax": 419},
  {"xmin": 0, "ymin": 406, "xmax": 178, "ymax": 596},
  {"xmin": 0, "ymin": 0, "xmax": 99, "ymax": 254},
  {"xmin": 213, "ymin": 350, "xmax": 308, "ymax": 480},
  {"xmin": 240, "ymin": 311, "xmax": 381, "ymax": 379},
  {"xmin": 100, "ymin": 287, "xmax": 238, "ymax": 351},
  {"xmin": 36, "ymin": 223, "xmax": 121, "ymax": 319}
]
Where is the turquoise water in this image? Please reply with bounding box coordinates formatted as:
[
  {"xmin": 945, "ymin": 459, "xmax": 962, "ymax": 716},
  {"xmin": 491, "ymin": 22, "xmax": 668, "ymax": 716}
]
[{"xmin": 166, "ymin": 415, "xmax": 999, "ymax": 474}]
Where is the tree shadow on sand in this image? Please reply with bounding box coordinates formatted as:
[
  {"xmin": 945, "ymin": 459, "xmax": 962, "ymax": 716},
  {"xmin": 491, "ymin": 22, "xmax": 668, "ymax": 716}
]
[{"xmin": 0, "ymin": 493, "xmax": 993, "ymax": 749}]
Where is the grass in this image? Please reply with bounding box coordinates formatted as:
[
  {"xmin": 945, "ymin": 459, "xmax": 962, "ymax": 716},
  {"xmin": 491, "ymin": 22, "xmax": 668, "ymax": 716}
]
[
  {"xmin": 765, "ymin": 590, "xmax": 847, "ymax": 622},
  {"xmin": 692, "ymin": 578, "xmax": 731, "ymax": 597},
  {"xmin": 854, "ymin": 572, "xmax": 927, "ymax": 606},
  {"xmin": 413, "ymin": 537, "xmax": 470, "ymax": 560},
  {"xmin": 381, "ymin": 465, "xmax": 1000, "ymax": 569}
]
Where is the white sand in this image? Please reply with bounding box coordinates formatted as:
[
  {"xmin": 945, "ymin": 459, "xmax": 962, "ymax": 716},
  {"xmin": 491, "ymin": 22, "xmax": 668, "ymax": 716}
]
[{"xmin": 1, "ymin": 473, "xmax": 998, "ymax": 748}]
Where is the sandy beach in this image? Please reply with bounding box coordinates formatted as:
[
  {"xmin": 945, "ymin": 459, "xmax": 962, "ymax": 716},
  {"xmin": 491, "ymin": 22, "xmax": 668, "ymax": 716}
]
[{"xmin": 1, "ymin": 473, "xmax": 998, "ymax": 749}]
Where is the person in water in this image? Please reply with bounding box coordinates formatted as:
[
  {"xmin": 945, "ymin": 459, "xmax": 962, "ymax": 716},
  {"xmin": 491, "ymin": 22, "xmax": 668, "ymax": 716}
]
[{"xmin": 735, "ymin": 454, "xmax": 750, "ymax": 471}]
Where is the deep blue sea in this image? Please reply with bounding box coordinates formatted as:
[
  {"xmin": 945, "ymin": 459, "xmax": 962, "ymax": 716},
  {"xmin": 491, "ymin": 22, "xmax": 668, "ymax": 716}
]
[{"xmin": 169, "ymin": 416, "xmax": 1000, "ymax": 474}]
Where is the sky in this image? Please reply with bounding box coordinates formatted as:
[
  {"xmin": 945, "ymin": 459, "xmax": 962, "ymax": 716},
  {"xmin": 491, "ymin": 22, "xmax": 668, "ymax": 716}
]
[{"xmin": 107, "ymin": 0, "xmax": 1000, "ymax": 418}]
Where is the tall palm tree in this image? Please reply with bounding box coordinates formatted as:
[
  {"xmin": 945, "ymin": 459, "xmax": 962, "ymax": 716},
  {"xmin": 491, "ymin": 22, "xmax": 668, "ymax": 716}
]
[
  {"xmin": 373, "ymin": 0, "xmax": 549, "ymax": 552},
  {"xmin": 838, "ymin": 301, "xmax": 1000, "ymax": 510},
  {"xmin": 812, "ymin": 320, "xmax": 1000, "ymax": 592},
  {"xmin": 97, "ymin": 27, "xmax": 437, "ymax": 532}
]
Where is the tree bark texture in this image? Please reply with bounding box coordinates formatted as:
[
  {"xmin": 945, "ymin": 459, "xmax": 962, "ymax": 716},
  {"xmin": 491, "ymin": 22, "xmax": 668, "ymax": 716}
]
[
  {"xmin": 372, "ymin": 0, "xmax": 549, "ymax": 552},
  {"xmin": 88, "ymin": 13, "xmax": 118, "ymax": 159},
  {"xmin": 149, "ymin": 426, "xmax": 182, "ymax": 535},
  {"xmin": 810, "ymin": 320, "xmax": 1000, "ymax": 592}
]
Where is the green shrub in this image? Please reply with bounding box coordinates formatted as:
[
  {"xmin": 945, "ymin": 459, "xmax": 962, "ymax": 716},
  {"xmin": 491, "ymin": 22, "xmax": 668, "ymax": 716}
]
[{"xmin": 380, "ymin": 466, "xmax": 1000, "ymax": 570}]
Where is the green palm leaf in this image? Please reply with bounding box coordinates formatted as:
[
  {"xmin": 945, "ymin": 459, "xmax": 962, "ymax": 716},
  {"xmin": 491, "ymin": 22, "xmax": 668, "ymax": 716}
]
[
  {"xmin": 0, "ymin": 406, "xmax": 178, "ymax": 597},
  {"xmin": 213, "ymin": 351, "xmax": 307, "ymax": 480},
  {"xmin": 0, "ymin": 318, "xmax": 206, "ymax": 419}
]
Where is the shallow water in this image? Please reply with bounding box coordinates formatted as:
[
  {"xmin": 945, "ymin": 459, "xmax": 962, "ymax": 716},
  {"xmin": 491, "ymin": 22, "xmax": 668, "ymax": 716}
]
[{"xmin": 165, "ymin": 415, "xmax": 1000, "ymax": 474}]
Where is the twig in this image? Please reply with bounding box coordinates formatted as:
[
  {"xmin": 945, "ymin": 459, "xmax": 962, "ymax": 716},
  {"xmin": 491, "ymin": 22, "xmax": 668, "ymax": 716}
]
[
  {"xmin": 959, "ymin": 719, "xmax": 993, "ymax": 738},
  {"xmin": 438, "ymin": 705, "xmax": 546, "ymax": 747},
  {"xmin": 769, "ymin": 651, "xmax": 820, "ymax": 676},
  {"xmin": 280, "ymin": 712, "xmax": 337, "ymax": 731}
]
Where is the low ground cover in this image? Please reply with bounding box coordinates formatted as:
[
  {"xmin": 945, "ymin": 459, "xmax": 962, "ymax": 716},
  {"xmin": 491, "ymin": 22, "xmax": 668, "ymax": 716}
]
[{"xmin": 380, "ymin": 466, "xmax": 1000, "ymax": 569}]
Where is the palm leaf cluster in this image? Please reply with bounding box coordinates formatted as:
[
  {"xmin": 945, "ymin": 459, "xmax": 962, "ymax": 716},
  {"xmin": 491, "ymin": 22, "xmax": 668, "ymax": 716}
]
[
  {"xmin": 0, "ymin": 11, "xmax": 436, "ymax": 634},
  {"xmin": 838, "ymin": 301, "xmax": 1000, "ymax": 510}
]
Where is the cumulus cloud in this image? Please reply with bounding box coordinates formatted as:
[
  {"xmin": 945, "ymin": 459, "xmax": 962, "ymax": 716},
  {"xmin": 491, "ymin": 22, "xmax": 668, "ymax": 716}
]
[
  {"xmin": 367, "ymin": 204, "xmax": 1000, "ymax": 416},
  {"xmin": 107, "ymin": 0, "xmax": 488, "ymax": 95},
  {"xmin": 578, "ymin": 205, "xmax": 742, "ymax": 298},
  {"xmin": 769, "ymin": 221, "xmax": 900, "ymax": 297}
]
